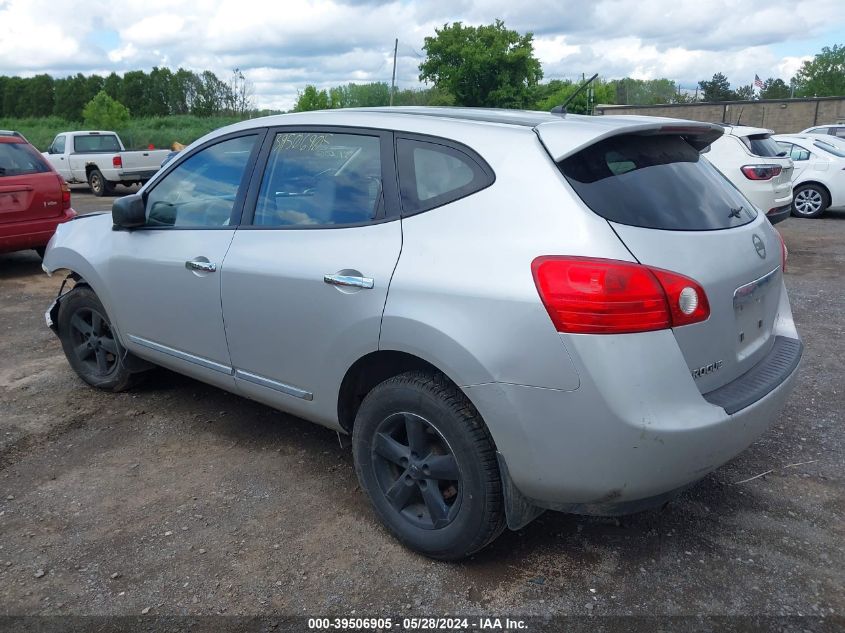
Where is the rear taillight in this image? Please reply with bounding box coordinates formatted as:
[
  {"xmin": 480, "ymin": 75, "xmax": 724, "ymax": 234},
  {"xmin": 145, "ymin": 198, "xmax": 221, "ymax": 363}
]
[
  {"xmin": 112, "ymin": 155, "xmax": 122, "ymax": 168},
  {"xmin": 57, "ymin": 176, "xmax": 71, "ymax": 211},
  {"xmin": 741, "ymin": 164, "xmax": 782, "ymax": 180},
  {"xmin": 776, "ymin": 230, "xmax": 788, "ymax": 272},
  {"xmin": 531, "ymin": 256, "xmax": 710, "ymax": 334}
]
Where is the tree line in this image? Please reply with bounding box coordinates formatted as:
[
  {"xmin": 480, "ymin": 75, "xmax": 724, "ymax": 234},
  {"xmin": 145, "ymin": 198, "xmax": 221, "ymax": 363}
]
[{"xmin": 0, "ymin": 67, "xmax": 254, "ymax": 121}]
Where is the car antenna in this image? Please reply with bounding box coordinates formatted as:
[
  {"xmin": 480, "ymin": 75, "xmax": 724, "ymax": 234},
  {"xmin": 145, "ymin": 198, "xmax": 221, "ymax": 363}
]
[{"xmin": 551, "ymin": 73, "xmax": 599, "ymax": 115}]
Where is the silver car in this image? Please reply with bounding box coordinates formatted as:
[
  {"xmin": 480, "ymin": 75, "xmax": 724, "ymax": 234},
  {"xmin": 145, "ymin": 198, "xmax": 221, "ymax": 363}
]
[{"xmin": 42, "ymin": 108, "xmax": 802, "ymax": 560}]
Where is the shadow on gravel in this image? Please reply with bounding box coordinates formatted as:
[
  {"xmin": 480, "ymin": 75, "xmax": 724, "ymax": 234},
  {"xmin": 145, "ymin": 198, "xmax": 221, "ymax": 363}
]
[
  {"xmin": 0, "ymin": 252, "xmax": 44, "ymax": 280},
  {"xmin": 123, "ymin": 366, "xmax": 757, "ymax": 581}
]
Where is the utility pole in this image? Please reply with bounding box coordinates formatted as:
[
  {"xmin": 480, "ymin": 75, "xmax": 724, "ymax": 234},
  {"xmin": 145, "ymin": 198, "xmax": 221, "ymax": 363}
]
[{"xmin": 390, "ymin": 38, "xmax": 398, "ymax": 106}]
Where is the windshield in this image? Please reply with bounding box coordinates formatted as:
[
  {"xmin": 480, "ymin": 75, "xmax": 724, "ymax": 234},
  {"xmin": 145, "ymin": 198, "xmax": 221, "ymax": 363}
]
[{"xmin": 560, "ymin": 134, "xmax": 757, "ymax": 231}]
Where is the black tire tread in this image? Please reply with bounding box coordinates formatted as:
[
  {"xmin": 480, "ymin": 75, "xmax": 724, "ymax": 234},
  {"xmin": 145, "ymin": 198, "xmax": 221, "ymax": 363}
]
[
  {"xmin": 355, "ymin": 370, "xmax": 505, "ymax": 559},
  {"xmin": 57, "ymin": 286, "xmax": 140, "ymax": 392}
]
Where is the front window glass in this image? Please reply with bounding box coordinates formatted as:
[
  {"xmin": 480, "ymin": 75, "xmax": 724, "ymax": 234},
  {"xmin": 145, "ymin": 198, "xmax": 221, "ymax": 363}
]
[
  {"xmin": 53, "ymin": 135, "xmax": 66, "ymax": 153},
  {"xmin": 254, "ymin": 132, "xmax": 382, "ymax": 226},
  {"xmin": 145, "ymin": 135, "xmax": 256, "ymax": 227}
]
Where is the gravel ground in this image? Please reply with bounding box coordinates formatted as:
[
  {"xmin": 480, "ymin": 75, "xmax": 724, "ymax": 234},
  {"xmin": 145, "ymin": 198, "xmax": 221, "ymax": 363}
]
[{"xmin": 0, "ymin": 192, "xmax": 842, "ymax": 626}]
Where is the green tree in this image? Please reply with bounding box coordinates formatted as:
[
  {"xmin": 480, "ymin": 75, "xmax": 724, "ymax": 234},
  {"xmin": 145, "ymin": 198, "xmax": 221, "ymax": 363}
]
[
  {"xmin": 733, "ymin": 84, "xmax": 755, "ymax": 100},
  {"xmin": 535, "ymin": 77, "xmax": 615, "ymax": 114},
  {"xmin": 792, "ymin": 44, "xmax": 845, "ymax": 97},
  {"xmin": 147, "ymin": 67, "xmax": 172, "ymax": 116},
  {"xmin": 698, "ymin": 72, "xmax": 733, "ymax": 102},
  {"xmin": 2, "ymin": 77, "xmax": 25, "ymax": 117},
  {"xmin": 103, "ymin": 72, "xmax": 123, "ymax": 101},
  {"xmin": 120, "ymin": 70, "xmax": 148, "ymax": 116},
  {"xmin": 760, "ymin": 78, "xmax": 791, "ymax": 99},
  {"xmin": 610, "ymin": 78, "xmax": 679, "ymax": 105},
  {"xmin": 20, "ymin": 74, "xmax": 55, "ymax": 116},
  {"xmin": 53, "ymin": 74, "xmax": 88, "ymax": 120},
  {"xmin": 393, "ymin": 85, "xmax": 454, "ymax": 106},
  {"xmin": 82, "ymin": 91, "xmax": 130, "ymax": 129},
  {"xmin": 419, "ymin": 20, "xmax": 542, "ymax": 108},
  {"xmin": 294, "ymin": 85, "xmax": 329, "ymax": 111}
]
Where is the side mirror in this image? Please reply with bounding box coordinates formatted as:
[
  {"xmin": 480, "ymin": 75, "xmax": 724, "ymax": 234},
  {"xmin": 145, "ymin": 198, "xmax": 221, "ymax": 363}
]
[
  {"xmin": 47, "ymin": 145, "xmax": 54, "ymax": 154},
  {"xmin": 112, "ymin": 194, "xmax": 146, "ymax": 229}
]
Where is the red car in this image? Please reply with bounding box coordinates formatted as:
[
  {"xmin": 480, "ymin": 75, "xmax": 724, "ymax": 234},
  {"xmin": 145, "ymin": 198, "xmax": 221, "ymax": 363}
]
[{"xmin": 1, "ymin": 134, "xmax": 75, "ymax": 257}]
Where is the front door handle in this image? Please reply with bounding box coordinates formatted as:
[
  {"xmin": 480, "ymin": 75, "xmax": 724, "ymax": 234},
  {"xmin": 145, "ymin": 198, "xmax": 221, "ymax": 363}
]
[
  {"xmin": 323, "ymin": 273, "xmax": 373, "ymax": 289},
  {"xmin": 185, "ymin": 260, "xmax": 217, "ymax": 273}
]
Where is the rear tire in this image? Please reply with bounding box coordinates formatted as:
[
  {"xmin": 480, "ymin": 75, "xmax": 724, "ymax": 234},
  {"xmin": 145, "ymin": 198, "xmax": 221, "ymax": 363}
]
[
  {"xmin": 791, "ymin": 184, "xmax": 829, "ymax": 218},
  {"xmin": 352, "ymin": 371, "xmax": 505, "ymax": 560},
  {"xmin": 57, "ymin": 286, "xmax": 140, "ymax": 392},
  {"xmin": 88, "ymin": 169, "xmax": 115, "ymax": 197}
]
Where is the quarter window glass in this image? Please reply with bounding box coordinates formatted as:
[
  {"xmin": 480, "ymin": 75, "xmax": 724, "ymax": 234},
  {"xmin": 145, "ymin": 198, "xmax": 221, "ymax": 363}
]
[
  {"xmin": 145, "ymin": 135, "xmax": 256, "ymax": 227},
  {"xmin": 53, "ymin": 135, "xmax": 65, "ymax": 153},
  {"xmin": 396, "ymin": 138, "xmax": 493, "ymax": 214},
  {"xmin": 254, "ymin": 132, "xmax": 382, "ymax": 227},
  {"xmin": 833, "ymin": 128, "xmax": 845, "ymax": 138}
]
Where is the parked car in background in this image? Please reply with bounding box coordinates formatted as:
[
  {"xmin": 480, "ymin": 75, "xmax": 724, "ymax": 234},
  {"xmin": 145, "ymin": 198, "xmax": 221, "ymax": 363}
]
[
  {"xmin": 42, "ymin": 131, "xmax": 170, "ymax": 197},
  {"xmin": 773, "ymin": 134, "xmax": 845, "ymax": 218},
  {"xmin": 703, "ymin": 125, "xmax": 793, "ymax": 224},
  {"xmin": 1, "ymin": 134, "xmax": 75, "ymax": 257},
  {"xmin": 42, "ymin": 109, "xmax": 801, "ymax": 559},
  {"xmin": 0, "ymin": 130, "xmax": 29, "ymax": 142},
  {"xmin": 801, "ymin": 124, "xmax": 845, "ymax": 138}
]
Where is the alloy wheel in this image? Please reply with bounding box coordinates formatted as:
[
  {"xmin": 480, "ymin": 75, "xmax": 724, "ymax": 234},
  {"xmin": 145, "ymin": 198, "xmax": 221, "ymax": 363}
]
[
  {"xmin": 68, "ymin": 307, "xmax": 118, "ymax": 376},
  {"xmin": 794, "ymin": 188, "xmax": 823, "ymax": 215},
  {"xmin": 371, "ymin": 412, "xmax": 462, "ymax": 530}
]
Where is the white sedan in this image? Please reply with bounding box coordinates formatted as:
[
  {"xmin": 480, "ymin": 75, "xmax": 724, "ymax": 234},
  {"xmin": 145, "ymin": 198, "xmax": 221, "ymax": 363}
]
[{"xmin": 773, "ymin": 134, "xmax": 845, "ymax": 218}]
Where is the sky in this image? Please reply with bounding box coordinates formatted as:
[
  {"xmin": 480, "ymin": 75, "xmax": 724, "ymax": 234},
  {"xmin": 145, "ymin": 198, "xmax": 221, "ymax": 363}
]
[{"xmin": 1, "ymin": 0, "xmax": 844, "ymax": 110}]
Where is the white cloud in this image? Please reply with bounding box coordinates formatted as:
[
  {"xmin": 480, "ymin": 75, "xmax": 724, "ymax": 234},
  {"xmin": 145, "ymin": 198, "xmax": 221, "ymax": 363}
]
[{"xmin": 0, "ymin": 0, "xmax": 842, "ymax": 108}]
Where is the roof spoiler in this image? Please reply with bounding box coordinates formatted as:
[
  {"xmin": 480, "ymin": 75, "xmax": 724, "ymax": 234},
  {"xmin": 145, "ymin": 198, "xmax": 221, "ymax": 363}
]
[{"xmin": 534, "ymin": 119, "xmax": 724, "ymax": 162}]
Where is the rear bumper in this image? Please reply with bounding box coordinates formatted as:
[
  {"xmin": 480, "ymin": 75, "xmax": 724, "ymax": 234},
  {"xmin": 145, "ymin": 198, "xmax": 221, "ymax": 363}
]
[
  {"xmin": 0, "ymin": 207, "xmax": 76, "ymax": 254},
  {"xmin": 465, "ymin": 291, "xmax": 801, "ymax": 512},
  {"xmin": 117, "ymin": 169, "xmax": 157, "ymax": 182},
  {"xmin": 766, "ymin": 204, "xmax": 792, "ymax": 225}
]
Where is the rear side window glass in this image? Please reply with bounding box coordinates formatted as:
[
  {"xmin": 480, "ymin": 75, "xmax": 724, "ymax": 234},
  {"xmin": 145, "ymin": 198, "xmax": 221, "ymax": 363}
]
[
  {"xmin": 397, "ymin": 138, "xmax": 493, "ymax": 214},
  {"xmin": 0, "ymin": 142, "xmax": 50, "ymax": 177},
  {"xmin": 561, "ymin": 135, "xmax": 757, "ymax": 231},
  {"xmin": 741, "ymin": 134, "xmax": 785, "ymax": 157},
  {"xmin": 833, "ymin": 128, "xmax": 845, "ymax": 138},
  {"xmin": 73, "ymin": 135, "xmax": 121, "ymax": 152}
]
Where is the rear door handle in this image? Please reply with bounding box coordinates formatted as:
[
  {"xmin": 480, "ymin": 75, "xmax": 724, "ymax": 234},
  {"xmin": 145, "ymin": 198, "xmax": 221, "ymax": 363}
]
[
  {"xmin": 323, "ymin": 274, "xmax": 373, "ymax": 289},
  {"xmin": 185, "ymin": 260, "xmax": 217, "ymax": 273}
]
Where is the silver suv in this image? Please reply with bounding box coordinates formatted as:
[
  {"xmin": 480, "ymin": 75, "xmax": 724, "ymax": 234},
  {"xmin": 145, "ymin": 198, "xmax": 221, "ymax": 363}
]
[{"xmin": 42, "ymin": 108, "xmax": 803, "ymax": 559}]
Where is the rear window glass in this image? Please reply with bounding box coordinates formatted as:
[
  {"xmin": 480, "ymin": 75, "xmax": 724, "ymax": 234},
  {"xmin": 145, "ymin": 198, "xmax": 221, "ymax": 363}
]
[
  {"xmin": 741, "ymin": 134, "xmax": 785, "ymax": 157},
  {"xmin": 560, "ymin": 135, "xmax": 757, "ymax": 231},
  {"xmin": 0, "ymin": 142, "xmax": 51, "ymax": 177},
  {"xmin": 813, "ymin": 140, "xmax": 845, "ymax": 158},
  {"xmin": 73, "ymin": 135, "xmax": 121, "ymax": 152}
]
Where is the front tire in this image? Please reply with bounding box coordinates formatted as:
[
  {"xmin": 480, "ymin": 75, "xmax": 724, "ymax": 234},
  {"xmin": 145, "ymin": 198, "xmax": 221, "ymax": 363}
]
[
  {"xmin": 352, "ymin": 371, "xmax": 505, "ymax": 560},
  {"xmin": 791, "ymin": 184, "xmax": 829, "ymax": 218},
  {"xmin": 57, "ymin": 286, "xmax": 139, "ymax": 391}
]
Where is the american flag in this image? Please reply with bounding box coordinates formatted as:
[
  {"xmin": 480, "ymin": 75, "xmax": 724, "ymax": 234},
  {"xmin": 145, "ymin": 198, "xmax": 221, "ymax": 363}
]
[{"xmin": 754, "ymin": 74, "xmax": 764, "ymax": 89}]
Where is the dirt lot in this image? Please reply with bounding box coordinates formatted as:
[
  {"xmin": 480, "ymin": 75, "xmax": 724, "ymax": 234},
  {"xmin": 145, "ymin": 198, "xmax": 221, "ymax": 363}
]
[{"xmin": 1, "ymin": 191, "xmax": 843, "ymax": 625}]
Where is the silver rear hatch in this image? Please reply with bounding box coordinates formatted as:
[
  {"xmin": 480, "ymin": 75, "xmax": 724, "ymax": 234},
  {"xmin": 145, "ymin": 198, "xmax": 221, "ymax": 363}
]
[{"xmin": 538, "ymin": 119, "xmax": 784, "ymax": 393}]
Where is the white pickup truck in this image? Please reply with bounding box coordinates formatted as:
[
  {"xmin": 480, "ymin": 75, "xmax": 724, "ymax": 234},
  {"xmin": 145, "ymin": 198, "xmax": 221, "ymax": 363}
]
[{"xmin": 43, "ymin": 131, "xmax": 170, "ymax": 196}]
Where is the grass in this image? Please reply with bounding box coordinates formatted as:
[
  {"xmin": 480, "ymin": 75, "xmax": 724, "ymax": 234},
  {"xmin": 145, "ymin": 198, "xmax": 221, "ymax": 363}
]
[{"xmin": 0, "ymin": 115, "xmax": 246, "ymax": 151}]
